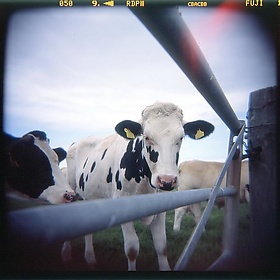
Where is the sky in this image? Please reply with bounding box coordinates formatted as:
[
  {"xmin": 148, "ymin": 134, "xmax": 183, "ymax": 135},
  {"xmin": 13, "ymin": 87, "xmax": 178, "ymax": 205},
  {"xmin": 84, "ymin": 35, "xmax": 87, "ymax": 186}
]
[{"xmin": 3, "ymin": 5, "xmax": 276, "ymax": 167}]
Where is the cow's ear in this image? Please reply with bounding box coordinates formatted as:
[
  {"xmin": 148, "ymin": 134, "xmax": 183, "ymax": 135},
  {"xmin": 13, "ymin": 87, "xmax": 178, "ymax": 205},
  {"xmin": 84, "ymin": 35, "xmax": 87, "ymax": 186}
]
[
  {"xmin": 53, "ymin": 147, "xmax": 67, "ymax": 162},
  {"xmin": 183, "ymin": 120, "xmax": 214, "ymax": 140},
  {"xmin": 24, "ymin": 130, "xmax": 47, "ymax": 141},
  {"xmin": 115, "ymin": 120, "xmax": 142, "ymax": 140}
]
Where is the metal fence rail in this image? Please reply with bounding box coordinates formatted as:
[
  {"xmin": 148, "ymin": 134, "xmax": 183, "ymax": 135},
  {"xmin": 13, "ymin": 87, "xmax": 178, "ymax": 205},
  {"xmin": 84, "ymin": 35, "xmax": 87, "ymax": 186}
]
[
  {"xmin": 130, "ymin": 6, "xmax": 242, "ymax": 135},
  {"xmin": 8, "ymin": 186, "xmax": 236, "ymax": 247}
]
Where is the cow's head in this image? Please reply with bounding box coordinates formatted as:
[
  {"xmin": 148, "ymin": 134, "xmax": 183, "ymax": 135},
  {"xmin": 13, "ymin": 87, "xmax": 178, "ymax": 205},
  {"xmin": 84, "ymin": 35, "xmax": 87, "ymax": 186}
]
[
  {"xmin": 5, "ymin": 130, "xmax": 75, "ymax": 203},
  {"xmin": 25, "ymin": 131, "xmax": 76, "ymax": 203},
  {"xmin": 5, "ymin": 131, "xmax": 55, "ymax": 198},
  {"xmin": 115, "ymin": 102, "xmax": 214, "ymax": 192}
]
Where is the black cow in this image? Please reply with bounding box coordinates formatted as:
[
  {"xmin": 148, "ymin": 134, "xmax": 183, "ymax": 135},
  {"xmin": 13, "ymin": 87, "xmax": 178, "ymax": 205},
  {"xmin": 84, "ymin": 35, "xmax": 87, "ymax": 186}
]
[{"xmin": 4, "ymin": 130, "xmax": 75, "ymax": 203}]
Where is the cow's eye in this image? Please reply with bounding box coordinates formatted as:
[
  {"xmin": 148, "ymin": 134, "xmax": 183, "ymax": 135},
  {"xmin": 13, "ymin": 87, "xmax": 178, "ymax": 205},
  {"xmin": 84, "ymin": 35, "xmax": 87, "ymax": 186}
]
[
  {"xmin": 176, "ymin": 137, "xmax": 184, "ymax": 145},
  {"xmin": 145, "ymin": 136, "xmax": 153, "ymax": 145}
]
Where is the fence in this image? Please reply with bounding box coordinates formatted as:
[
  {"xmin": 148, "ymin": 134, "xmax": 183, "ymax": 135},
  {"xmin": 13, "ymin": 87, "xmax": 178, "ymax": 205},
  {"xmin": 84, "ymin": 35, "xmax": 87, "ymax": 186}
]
[{"xmin": 7, "ymin": 6, "xmax": 245, "ymax": 271}]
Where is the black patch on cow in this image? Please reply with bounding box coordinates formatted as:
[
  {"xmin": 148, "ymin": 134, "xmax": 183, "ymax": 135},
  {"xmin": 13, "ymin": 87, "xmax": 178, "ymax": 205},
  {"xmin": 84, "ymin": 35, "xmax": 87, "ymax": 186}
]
[
  {"xmin": 101, "ymin": 149, "xmax": 108, "ymax": 160},
  {"xmin": 176, "ymin": 152, "xmax": 179, "ymax": 166},
  {"xmin": 85, "ymin": 174, "xmax": 89, "ymax": 182},
  {"xmin": 53, "ymin": 147, "xmax": 67, "ymax": 162},
  {"xmin": 79, "ymin": 173, "xmax": 85, "ymax": 191},
  {"xmin": 4, "ymin": 132, "xmax": 55, "ymax": 198},
  {"xmin": 146, "ymin": 145, "xmax": 159, "ymax": 163},
  {"xmin": 90, "ymin": 161, "xmax": 96, "ymax": 173},
  {"xmin": 120, "ymin": 139, "xmax": 141, "ymax": 182},
  {"xmin": 115, "ymin": 170, "xmax": 122, "ymax": 190},
  {"xmin": 115, "ymin": 170, "xmax": 119, "ymax": 182},
  {"xmin": 106, "ymin": 167, "xmax": 113, "ymax": 183},
  {"xmin": 83, "ymin": 158, "xmax": 88, "ymax": 169},
  {"xmin": 120, "ymin": 138, "xmax": 152, "ymax": 184},
  {"xmin": 117, "ymin": 181, "xmax": 122, "ymax": 190},
  {"xmin": 142, "ymin": 157, "xmax": 152, "ymax": 185}
]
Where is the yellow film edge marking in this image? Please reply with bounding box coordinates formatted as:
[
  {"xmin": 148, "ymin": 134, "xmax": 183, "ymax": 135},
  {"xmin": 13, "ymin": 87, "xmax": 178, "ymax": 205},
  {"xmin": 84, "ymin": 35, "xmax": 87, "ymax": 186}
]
[
  {"xmin": 195, "ymin": 129, "xmax": 204, "ymax": 139},
  {"xmin": 124, "ymin": 128, "xmax": 135, "ymax": 139}
]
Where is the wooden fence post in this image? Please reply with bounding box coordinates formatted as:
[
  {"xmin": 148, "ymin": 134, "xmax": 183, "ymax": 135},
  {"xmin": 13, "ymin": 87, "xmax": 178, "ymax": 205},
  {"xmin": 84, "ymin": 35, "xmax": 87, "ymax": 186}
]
[{"xmin": 247, "ymin": 86, "xmax": 278, "ymax": 269}]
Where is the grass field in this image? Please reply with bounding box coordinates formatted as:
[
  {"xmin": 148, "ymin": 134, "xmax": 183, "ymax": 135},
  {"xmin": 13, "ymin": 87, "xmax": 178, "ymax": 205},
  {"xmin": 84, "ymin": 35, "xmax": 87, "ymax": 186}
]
[
  {"xmin": 6, "ymin": 198, "xmax": 250, "ymax": 272},
  {"xmin": 82, "ymin": 203, "xmax": 250, "ymax": 271}
]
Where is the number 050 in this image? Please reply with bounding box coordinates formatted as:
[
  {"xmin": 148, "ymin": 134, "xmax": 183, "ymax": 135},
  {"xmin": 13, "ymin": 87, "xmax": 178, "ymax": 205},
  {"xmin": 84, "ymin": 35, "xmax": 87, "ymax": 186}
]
[{"xmin": 59, "ymin": 0, "xmax": 74, "ymax": 6}]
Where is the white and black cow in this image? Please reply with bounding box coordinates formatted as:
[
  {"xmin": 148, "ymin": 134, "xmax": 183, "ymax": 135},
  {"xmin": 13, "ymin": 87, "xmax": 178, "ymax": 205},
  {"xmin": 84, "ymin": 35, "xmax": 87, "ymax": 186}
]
[
  {"xmin": 62, "ymin": 102, "xmax": 214, "ymax": 270},
  {"xmin": 4, "ymin": 130, "xmax": 75, "ymax": 204}
]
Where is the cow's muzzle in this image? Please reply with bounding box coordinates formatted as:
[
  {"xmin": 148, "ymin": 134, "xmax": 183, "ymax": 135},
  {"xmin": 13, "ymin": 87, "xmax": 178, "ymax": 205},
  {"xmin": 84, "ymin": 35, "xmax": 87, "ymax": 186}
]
[{"xmin": 157, "ymin": 175, "xmax": 177, "ymax": 191}]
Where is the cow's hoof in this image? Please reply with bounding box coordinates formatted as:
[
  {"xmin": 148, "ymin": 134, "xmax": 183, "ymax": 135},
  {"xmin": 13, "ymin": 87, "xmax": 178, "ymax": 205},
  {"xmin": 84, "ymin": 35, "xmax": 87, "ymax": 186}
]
[
  {"xmin": 85, "ymin": 251, "xmax": 97, "ymax": 267},
  {"xmin": 61, "ymin": 241, "xmax": 72, "ymax": 263}
]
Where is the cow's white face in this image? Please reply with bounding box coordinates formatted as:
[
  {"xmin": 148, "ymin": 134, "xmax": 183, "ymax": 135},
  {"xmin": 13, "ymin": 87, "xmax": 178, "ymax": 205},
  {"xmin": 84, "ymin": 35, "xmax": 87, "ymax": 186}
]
[
  {"xmin": 142, "ymin": 117, "xmax": 185, "ymax": 191},
  {"xmin": 115, "ymin": 102, "xmax": 215, "ymax": 192}
]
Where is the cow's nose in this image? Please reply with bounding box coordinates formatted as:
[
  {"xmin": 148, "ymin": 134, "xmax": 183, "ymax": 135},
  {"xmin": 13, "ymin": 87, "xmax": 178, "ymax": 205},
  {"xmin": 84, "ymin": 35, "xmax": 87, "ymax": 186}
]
[{"xmin": 157, "ymin": 175, "xmax": 177, "ymax": 191}]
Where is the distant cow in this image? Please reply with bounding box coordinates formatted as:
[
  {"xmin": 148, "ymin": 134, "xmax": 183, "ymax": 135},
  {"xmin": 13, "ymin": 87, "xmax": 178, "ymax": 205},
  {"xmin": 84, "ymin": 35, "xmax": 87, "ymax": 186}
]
[
  {"xmin": 62, "ymin": 102, "xmax": 214, "ymax": 271},
  {"xmin": 173, "ymin": 160, "xmax": 249, "ymax": 231},
  {"xmin": 4, "ymin": 130, "xmax": 75, "ymax": 204}
]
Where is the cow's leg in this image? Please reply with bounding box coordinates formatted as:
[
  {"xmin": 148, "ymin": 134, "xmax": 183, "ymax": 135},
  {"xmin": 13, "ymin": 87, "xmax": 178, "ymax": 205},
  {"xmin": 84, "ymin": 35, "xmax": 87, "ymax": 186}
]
[
  {"xmin": 61, "ymin": 241, "xmax": 72, "ymax": 263},
  {"xmin": 84, "ymin": 234, "xmax": 97, "ymax": 266},
  {"xmin": 245, "ymin": 186, "xmax": 250, "ymax": 204},
  {"xmin": 173, "ymin": 206, "xmax": 187, "ymax": 231},
  {"xmin": 150, "ymin": 212, "xmax": 171, "ymax": 271},
  {"xmin": 121, "ymin": 222, "xmax": 139, "ymax": 271},
  {"xmin": 190, "ymin": 203, "xmax": 202, "ymax": 225}
]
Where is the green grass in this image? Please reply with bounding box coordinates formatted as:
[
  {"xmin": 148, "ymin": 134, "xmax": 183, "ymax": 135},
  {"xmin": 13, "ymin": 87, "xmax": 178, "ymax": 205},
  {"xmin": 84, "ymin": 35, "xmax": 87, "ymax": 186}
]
[{"xmin": 6, "ymin": 198, "xmax": 250, "ymax": 272}]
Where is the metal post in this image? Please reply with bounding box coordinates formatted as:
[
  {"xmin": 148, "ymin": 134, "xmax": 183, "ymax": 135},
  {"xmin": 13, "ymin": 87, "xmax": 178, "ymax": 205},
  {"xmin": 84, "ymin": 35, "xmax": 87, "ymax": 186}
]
[
  {"xmin": 223, "ymin": 123, "xmax": 244, "ymax": 253},
  {"xmin": 130, "ymin": 6, "xmax": 242, "ymax": 135},
  {"xmin": 174, "ymin": 123, "xmax": 245, "ymax": 271},
  {"xmin": 208, "ymin": 121, "xmax": 244, "ymax": 271}
]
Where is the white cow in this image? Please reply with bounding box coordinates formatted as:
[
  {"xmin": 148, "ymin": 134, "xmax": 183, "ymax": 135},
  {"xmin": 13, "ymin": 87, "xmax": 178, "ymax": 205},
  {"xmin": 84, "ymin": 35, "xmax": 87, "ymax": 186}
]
[
  {"xmin": 62, "ymin": 102, "xmax": 214, "ymax": 271},
  {"xmin": 173, "ymin": 160, "xmax": 249, "ymax": 231}
]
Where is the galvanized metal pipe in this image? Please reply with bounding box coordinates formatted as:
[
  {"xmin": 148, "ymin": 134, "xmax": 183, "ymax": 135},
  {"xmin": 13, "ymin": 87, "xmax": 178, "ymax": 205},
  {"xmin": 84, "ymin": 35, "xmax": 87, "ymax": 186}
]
[
  {"xmin": 130, "ymin": 6, "xmax": 242, "ymax": 135},
  {"xmin": 174, "ymin": 123, "xmax": 245, "ymax": 271},
  {"xmin": 208, "ymin": 121, "xmax": 245, "ymax": 271},
  {"xmin": 222, "ymin": 122, "xmax": 244, "ymax": 252},
  {"xmin": 207, "ymin": 250, "xmax": 235, "ymax": 271},
  {"xmin": 7, "ymin": 187, "xmax": 235, "ymax": 247}
]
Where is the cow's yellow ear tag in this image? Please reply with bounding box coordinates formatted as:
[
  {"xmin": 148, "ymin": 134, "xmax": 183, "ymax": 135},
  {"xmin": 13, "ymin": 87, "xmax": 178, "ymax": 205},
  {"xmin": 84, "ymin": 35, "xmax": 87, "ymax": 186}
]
[
  {"xmin": 124, "ymin": 128, "xmax": 135, "ymax": 139},
  {"xmin": 195, "ymin": 129, "xmax": 205, "ymax": 139}
]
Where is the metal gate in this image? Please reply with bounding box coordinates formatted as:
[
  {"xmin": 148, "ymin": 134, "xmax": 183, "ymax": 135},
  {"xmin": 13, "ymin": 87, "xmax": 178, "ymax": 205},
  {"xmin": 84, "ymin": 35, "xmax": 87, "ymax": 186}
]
[{"xmin": 7, "ymin": 6, "xmax": 246, "ymax": 271}]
